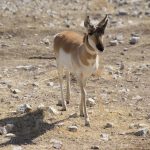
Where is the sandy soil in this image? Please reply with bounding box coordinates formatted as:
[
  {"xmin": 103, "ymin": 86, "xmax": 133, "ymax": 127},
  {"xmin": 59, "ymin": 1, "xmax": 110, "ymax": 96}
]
[{"xmin": 0, "ymin": 0, "xmax": 150, "ymax": 149}]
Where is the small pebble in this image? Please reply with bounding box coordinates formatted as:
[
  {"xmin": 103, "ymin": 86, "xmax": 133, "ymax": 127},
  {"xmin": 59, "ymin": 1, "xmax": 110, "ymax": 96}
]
[
  {"xmin": 68, "ymin": 125, "xmax": 78, "ymax": 132},
  {"xmin": 134, "ymin": 128, "xmax": 149, "ymax": 136},
  {"xmin": 50, "ymin": 139, "xmax": 63, "ymax": 149},
  {"xmin": 104, "ymin": 123, "xmax": 114, "ymax": 128},
  {"xmin": 91, "ymin": 145, "xmax": 100, "ymax": 149},
  {"xmin": 86, "ymin": 98, "xmax": 96, "ymax": 107},
  {"xmin": 109, "ymin": 40, "xmax": 118, "ymax": 46}
]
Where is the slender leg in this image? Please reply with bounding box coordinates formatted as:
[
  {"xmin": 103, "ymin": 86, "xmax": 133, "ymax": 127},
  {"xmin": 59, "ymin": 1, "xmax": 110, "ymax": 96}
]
[
  {"xmin": 79, "ymin": 76, "xmax": 90, "ymax": 126},
  {"xmin": 58, "ymin": 68, "xmax": 67, "ymax": 111},
  {"xmin": 66, "ymin": 71, "xmax": 70, "ymax": 104}
]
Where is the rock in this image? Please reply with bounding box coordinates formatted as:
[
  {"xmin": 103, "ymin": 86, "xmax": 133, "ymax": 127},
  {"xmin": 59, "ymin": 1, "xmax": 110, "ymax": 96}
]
[
  {"xmin": 5, "ymin": 124, "xmax": 14, "ymax": 133},
  {"xmin": 119, "ymin": 62, "xmax": 125, "ymax": 70},
  {"xmin": 129, "ymin": 123, "xmax": 148, "ymax": 129},
  {"xmin": 47, "ymin": 82, "xmax": 54, "ymax": 87},
  {"xmin": 17, "ymin": 104, "xmax": 32, "ymax": 113},
  {"xmin": 130, "ymin": 36, "xmax": 140, "ymax": 45},
  {"xmin": 68, "ymin": 125, "xmax": 78, "ymax": 132},
  {"xmin": 100, "ymin": 133, "xmax": 109, "ymax": 141},
  {"xmin": 37, "ymin": 104, "xmax": 45, "ymax": 110},
  {"xmin": 134, "ymin": 128, "xmax": 149, "ymax": 136},
  {"xmin": 50, "ymin": 139, "xmax": 63, "ymax": 149},
  {"xmin": 132, "ymin": 95, "xmax": 143, "ymax": 101},
  {"xmin": 11, "ymin": 89, "xmax": 21, "ymax": 94},
  {"xmin": 32, "ymin": 82, "xmax": 39, "ymax": 87},
  {"xmin": 42, "ymin": 37, "xmax": 50, "ymax": 45},
  {"xmin": 109, "ymin": 40, "xmax": 118, "ymax": 46},
  {"xmin": 118, "ymin": 9, "xmax": 128, "ymax": 16},
  {"xmin": 56, "ymin": 122, "xmax": 64, "ymax": 127},
  {"xmin": 86, "ymin": 98, "xmax": 96, "ymax": 107},
  {"xmin": 69, "ymin": 112, "xmax": 78, "ymax": 118},
  {"xmin": 104, "ymin": 122, "xmax": 114, "ymax": 128},
  {"xmin": 123, "ymin": 48, "xmax": 128, "ymax": 51},
  {"xmin": 5, "ymin": 133, "xmax": 16, "ymax": 138},
  {"xmin": 16, "ymin": 65, "xmax": 37, "ymax": 71},
  {"xmin": 91, "ymin": 145, "xmax": 100, "ymax": 149},
  {"xmin": 12, "ymin": 146, "xmax": 22, "ymax": 150},
  {"xmin": 49, "ymin": 106, "xmax": 59, "ymax": 115},
  {"xmin": 0, "ymin": 126, "xmax": 7, "ymax": 135},
  {"xmin": 145, "ymin": 11, "xmax": 150, "ymax": 16},
  {"xmin": 132, "ymin": 10, "xmax": 142, "ymax": 17}
]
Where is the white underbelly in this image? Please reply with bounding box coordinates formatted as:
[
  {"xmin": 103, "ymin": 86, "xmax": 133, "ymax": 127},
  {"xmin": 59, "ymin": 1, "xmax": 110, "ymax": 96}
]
[
  {"xmin": 57, "ymin": 48, "xmax": 99, "ymax": 77},
  {"xmin": 57, "ymin": 48, "xmax": 73, "ymax": 70}
]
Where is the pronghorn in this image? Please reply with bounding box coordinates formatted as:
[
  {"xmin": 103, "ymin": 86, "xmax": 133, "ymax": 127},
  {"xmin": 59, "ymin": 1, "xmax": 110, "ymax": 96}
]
[{"xmin": 54, "ymin": 15, "xmax": 108, "ymax": 126}]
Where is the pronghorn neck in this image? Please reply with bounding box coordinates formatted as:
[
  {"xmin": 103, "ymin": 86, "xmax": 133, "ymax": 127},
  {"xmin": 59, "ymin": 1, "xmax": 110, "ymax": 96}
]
[{"xmin": 83, "ymin": 34, "xmax": 97, "ymax": 56}]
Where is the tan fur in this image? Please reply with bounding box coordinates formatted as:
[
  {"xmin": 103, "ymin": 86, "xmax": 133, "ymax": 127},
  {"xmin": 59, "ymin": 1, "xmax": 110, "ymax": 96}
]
[{"xmin": 54, "ymin": 31, "xmax": 96, "ymax": 66}]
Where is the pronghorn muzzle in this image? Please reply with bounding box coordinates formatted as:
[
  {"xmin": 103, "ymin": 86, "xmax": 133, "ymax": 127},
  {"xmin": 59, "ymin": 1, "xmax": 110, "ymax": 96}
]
[{"xmin": 96, "ymin": 43, "xmax": 104, "ymax": 52}]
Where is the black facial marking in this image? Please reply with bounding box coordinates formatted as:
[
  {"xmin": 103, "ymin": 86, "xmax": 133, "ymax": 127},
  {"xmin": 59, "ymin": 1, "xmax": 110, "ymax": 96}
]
[{"xmin": 96, "ymin": 43, "xmax": 104, "ymax": 52}]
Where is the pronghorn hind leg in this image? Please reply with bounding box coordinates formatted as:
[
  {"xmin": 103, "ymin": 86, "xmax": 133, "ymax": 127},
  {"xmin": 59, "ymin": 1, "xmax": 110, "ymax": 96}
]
[
  {"xmin": 58, "ymin": 68, "xmax": 67, "ymax": 111},
  {"xmin": 66, "ymin": 71, "xmax": 70, "ymax": 104}
]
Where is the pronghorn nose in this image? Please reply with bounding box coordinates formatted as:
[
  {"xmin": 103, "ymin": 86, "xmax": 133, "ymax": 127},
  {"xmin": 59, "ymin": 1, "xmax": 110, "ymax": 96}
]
[{"xmin": 96, "ymin": 44, "xmax": 104, "ymax": 52}]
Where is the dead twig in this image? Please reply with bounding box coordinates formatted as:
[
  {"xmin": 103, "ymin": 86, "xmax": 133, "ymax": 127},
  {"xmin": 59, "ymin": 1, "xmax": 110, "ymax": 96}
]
[{"xmin": 29, "ymin": 56, "xmax": 56, "ymax": 59}]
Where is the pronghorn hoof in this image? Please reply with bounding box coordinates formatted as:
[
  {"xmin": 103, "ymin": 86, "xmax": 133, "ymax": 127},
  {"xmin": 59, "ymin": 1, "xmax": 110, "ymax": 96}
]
[
  {"xmin": 60, "ymin": 107, "xmax": 67, "ymax": 111},
  {"xmin": 57, "ymin": 100, "xmax": 62, "ymax": 106},
  {"xmin": 66, "ymin": 101, "xmax": 69, "ymax": 104},
  {"xmin": 85, "ymin": 122, "xmax": 90, "ymax": 127},
  {"xmin": 85, "ymin": 119, "xmax": 90, "ymax": 126},
  {"xmin": 80, "ymin": 113, "xmax": 84, "ymax": 117}
]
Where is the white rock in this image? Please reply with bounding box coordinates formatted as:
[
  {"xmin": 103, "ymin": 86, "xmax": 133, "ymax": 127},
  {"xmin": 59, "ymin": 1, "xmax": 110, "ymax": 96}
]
[
  {"xmin": 50, "ymin": 139, "xmax": 63, "ymax": 149},
  {"xmin": 16, "ymin": 65, "xmax": 37, "ymax": 71},
  {"xmin": 13, "ymin": 146, "xmax": 22, "ymax": 150},
  {"xmin": 48, "ymin": 106, "xmax": 59, "ymax": 115},
  {"xmin": 17, "ymin": 104, "xmax": 32, "ymax": 113},
  {"xmin": 0, "ymin": 126, "xmax": 7, "ymax": 135},
  {"xmin": 42, "ymin": 37, "xmax": 50, "ymax": 45},
  {"xmin": 100, "ymin": 133, "xmax": 109, "ymax": 141},
  {"xmin": 109, "ymin": 40, "xmax": 118, "ymax": 46},
  {"xmin": 11, "ymin": 89, "xmax": 21, "ymax": 94},
  {"xmin": 37, "ymin": 104, "xmax": 45, "ymax": 110},
  {"xmin": 86, "ymin": 98, "xmax": 96, "ymax": 107},
  {"xmin": 68, "ymin": 126, "xmax": 78, "ymax": 132},
  {"xmin": 5, "ymin": 133, "xmax": 16, "ymax": 138},
  {"xmin": 47, "ymin": 82, "xmax": 54, "ymax": 87},
  {"xmin": 132, "ymin": 95, "xmax": 142, "ymax": 101},
  {"xmin": 69, "ymin": 113, "xmax": 78, "ymax": 118}
]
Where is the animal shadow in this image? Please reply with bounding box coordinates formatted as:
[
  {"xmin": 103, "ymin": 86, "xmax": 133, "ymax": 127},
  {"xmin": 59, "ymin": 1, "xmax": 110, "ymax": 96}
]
[{"xmin": 0, "ymin": 109, "xmax": 66, "ymax": 147}]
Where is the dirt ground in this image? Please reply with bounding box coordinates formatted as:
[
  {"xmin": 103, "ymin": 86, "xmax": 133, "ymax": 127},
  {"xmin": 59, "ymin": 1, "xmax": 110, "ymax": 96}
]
[{"xmin": 0, "ymin": 0, "xmax": 150, "ymax": 149}]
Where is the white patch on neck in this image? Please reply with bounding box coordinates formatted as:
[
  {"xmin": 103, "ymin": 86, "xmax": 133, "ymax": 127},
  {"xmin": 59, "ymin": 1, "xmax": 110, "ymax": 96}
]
[{"xmin": 88, "ymin": 37, "xmax": 97, "ymax": 51}]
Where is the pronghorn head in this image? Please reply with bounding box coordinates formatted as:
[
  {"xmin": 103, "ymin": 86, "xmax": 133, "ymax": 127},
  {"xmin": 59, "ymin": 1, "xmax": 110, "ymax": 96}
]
[{"xmin": 84, "ymin": 15, "xmax": 108, "ymax": 52}]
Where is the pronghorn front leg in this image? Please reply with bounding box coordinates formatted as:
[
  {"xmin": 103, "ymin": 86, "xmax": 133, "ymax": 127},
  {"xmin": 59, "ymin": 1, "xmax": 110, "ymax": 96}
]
[
  {"xmin": 66, "ymin": 71, "xmax": 70, "ymax": 104},
  {"xmin": 79, "ymin": 76, "xmax": 90, "ymax": 126},
  {"xmin": 58, "ymin": 68, "xmax": 67, "ymax": 111}
]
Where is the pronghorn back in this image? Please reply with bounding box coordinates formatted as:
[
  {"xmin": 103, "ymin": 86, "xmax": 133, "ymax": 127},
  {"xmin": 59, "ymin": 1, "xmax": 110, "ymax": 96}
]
[{"xmin": 54, "ymin": 31, "xmax": 83, "ymax": 54}]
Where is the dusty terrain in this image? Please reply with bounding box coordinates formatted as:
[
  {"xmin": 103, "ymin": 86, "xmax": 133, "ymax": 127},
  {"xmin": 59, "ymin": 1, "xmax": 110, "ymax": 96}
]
[{"xmin": 0, "ymin": 0, "xmax": 150, "ymax": 149}]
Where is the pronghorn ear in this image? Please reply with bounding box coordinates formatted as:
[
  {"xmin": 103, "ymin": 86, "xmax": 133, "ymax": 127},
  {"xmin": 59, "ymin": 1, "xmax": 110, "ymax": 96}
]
[
  {"xmin": 97, "ymin": 14, "xmax": 108, "ymax": 28},
  {"xmin": 84, "ymin": 16, "xmax": 95, "ymax": 34},
  {"xmin": 101, "ymin": 19, "xmax": 108, "ymax": 33}
]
